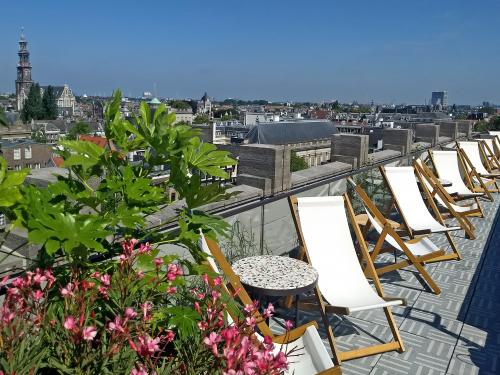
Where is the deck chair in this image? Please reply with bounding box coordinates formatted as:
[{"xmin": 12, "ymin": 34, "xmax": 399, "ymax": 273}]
[
  {"xmin": 198, "ymin": 235, "xmax": 341, "ymax": 375},
  {"xmin": 489, "ymin": 131, "xmax": 500, "ymax": 144},
  {"xmin": 288, "ymin": 194, "xmax": 405, "ymax": 364},
  {"xmin": 379, "ymin": 166, "xmax": 463, "ymax": 262},
  {"xmin": 347, "ymin": 178, "xmax": 445, "ymax": 294},
  {"xmin": 457, "ymin": 141, "xmax": 500, "ymax": 178},
  {"xmin": 457, "ymin": 141, "xmax": 499, "ymax": 196},
  {"xmin": 413, "ymin": 159, "xmax": 482, "ymax": 230},
  {"xmin": 428, "ymin": 150, "xmax": 491, "ymax": 201},
  {"xmin": 480, "ymin": 138, "xmax": 500, "ymax": 167}
]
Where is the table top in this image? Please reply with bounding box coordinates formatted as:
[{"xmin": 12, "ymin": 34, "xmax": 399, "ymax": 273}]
[
  {"xmin": 439, "ymin": 178, "xmax": 452, "ymax": 187},
  {"xmin": 232, "ymin": 255, "xmax": 318, "ymax": 296}
]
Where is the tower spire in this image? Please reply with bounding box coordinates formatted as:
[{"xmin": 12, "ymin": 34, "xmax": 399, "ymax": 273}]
[{"xmin": 15, "ymin": 28, "xmax": 33, "ymax": 111}]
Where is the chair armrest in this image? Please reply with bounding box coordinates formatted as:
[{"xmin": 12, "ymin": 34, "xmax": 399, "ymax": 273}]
[
  {"xmin": 317, "ymin": 366, "xmax": 343, "ymax": 375},
  {"xmin": 273, "ymin": 321, "xmax": 318, "ymax": 344},
  {"xmin": 383, "ymin": 296, "xmax": 407, "ymax": 306}
]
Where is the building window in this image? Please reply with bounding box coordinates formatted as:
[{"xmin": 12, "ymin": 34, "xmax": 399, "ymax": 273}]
[
  {"xmin": 34, "ymin": 163, "xmax": 41, "ymax": 169},
  {"xmin": 25, "ymin": 146, "xmax": 32, "ymax": 159},
  {"xmin": 13, "ymin": 148, "xmax": 21, "ymax": 160}
]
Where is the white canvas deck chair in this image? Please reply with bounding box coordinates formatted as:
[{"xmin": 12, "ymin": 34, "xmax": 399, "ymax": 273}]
[
  {"xmin": 347, "ymin": 178, "xmax": 446, "ymax": 295},
  {"xmin": 489, "ymin": 131, "xmax": 500, "ymax": 147},
  {"xmin": 198, "ymin": 235, "xmax": 341, "ymax": 375},
  {"xmin": 413, "ymin": 159, "xmax": 481, "ymax": 233},
  {"xmin": 288, "ymin": 194, "xmax": 405, "ymax": 364},
  {"xmin": 458, "ymin": 141, "xmax": 500, "ymax": 178},
  {"xmin": 429, "ymin": 150, "xmax": 491, "ymax": 202},
  {"xmin": 457, "ymin": 141, "xmax": 499, "ymax": 195},
  {"xmin": 380, "ymin": 166, "xmax": 463, "ymax": 262},
  {"xmin": 479, "ymin": 138, "xmax": 500, "ymax": 170}
]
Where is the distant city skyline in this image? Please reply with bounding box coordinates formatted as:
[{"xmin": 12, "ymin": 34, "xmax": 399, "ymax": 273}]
[{"xmin": 1, "ymin": 0, "xmax": 499, "ymax": 104}]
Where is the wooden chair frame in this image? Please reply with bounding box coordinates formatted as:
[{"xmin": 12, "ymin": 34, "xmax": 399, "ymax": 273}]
[
  {"xmin": 456, "ymin": 141, "xmax": 500, "ymax": 178},
  {"xmin": 413, "ymin": 159, "xmax": 481, "ymax": 233},
  {"xmin": 427, "ymin": 150, "xmax": 488, "ymax": 203},
  {"xmin": 479, "ymin": 139, "xmax": 500, "ymax": 171},
  {"xmin": 203, "ymin": 237, "xmax": 342, "ymax": 375},
  {"xmin": 457, "ymin": 147, "xmax": 498, "ymax": 199},
  {"xmin": 379, "ymin": 166, "xmax": 462, "ymax": 262},
  {"xmin": 288, "ymin": 194, "xmax": 405, "ymax": 364},
  {"xmin": 349, "ymin": 180, "xmax": 445, "ymax": 294}
]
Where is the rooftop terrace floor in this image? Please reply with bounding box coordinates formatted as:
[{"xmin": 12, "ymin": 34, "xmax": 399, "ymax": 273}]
[{"xmin": 279, "ymin": 196, "xmax": 500, "ymax": 375}]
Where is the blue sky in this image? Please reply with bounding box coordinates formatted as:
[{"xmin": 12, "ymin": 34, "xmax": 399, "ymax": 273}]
[{"xmin": 1, "ymin": 0, "xmax": 499, "ymax": 104}]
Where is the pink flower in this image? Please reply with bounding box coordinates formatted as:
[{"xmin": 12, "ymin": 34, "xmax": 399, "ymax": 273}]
[
  {"xmin": 244, "ymin": 304, "xmax": 255, "ymax": 314},
  {"xmin": 198, "ymin": 320, "xmax": 209, "ymax": 330},
  {"xmin": 33, "ymin": 269, "xmax": 47, "ymax": 285},
  {"xmin": 167, "ymin": 286, "xmax": 177, "ymax": 294},
  {"xmin": 60, "ymin": 283, "xmax": 75, "ymax": 297},
  {"xmin": 135, "ymin": 335, "xmax": 161, "ymax": 357},
  {"xmin": 153, "ymin": 258, "xmax": 163, "ymax": 268},
  {"xmin": 138, "ymin": 242, "xmax": 152, "ymax": 254},
  {"xmin": 166, "ymin": 263, "xmax": 183, "ymax": 281},
  {"xmin": 44, "ymin": 269, "xmax": 56, "ymax": 287},
  {"xmin": 130, "ymin": 367, "xmax": 148, "ymax": 375},
  {"xmin": 245, "ymin": 316, "xmax": 257, "ymax": 328},
  {"xmin": 64, "ymin": 316, "xmax": 76, "ymax": 330},
  {"xmin": 213, "ymin": 276, "xmax": 222, "ymax": 286},
  {"xmin": 122, "ymin": 238, "xmax": 138, "ymax": 256},
  {"xmin": 263, "ymin": 303, "xmax": 274, "ymax": 319},
  {"xmin": 204, "ymin": 332, "xmax": 221, "ymax": 356},
  {"xmin": 1, "ymin": 307, "xmax": 15, "ymax": 324},
  {"xmin": 285, "ymin": 320, "xmax": 293, "ymax": 330},
  {"xmin": 12, "ymin": 277, "xmax": 24, "ymax": 288},
  {"xmin": 82, "ymin": 326, "xmax": 97, "ymax": 341},
  {"xmin": 125, "ymin": 307, "xmax": 137, "ymax": 319},
  {"xmin": 98, "ymin": 286, "xmax": 109, "ymax": 299},
  {"xmin": 100, "ymin": 274, "xmax": 111, "ymax": 287},
  {"xmin": 32, "ymin": 290, "xmax": 44, "ymax": 301},
  {"xmin": 108, "ymin": 316, "xmax": 125, "ymax": 333},
  {"xmin": 165, "ymin": 330, "xmax": 175, "ymax": 343},
  {"xmin": 0, "ymin": 275, "xmax": 9, "ymax": 287},
  {"xmin": 141, "ymin": 301, "xmax": 152, "ymax": 321}
]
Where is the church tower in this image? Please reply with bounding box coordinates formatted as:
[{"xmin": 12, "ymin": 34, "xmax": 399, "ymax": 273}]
[{"xmin": 16, "ymin": 28, "xmax": 33, "ymax": 111}]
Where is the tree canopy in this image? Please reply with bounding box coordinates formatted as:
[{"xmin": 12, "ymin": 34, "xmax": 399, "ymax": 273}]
[
  {"xmin": 290, "ymin": 152, "xmax": 309, "ymax": 172},
  {"xmin": 66, "ymin": 121, "xmax": 91, "ymax": 140},
  {"xmin": 42, "ymin": 86, "xmax": 58, "ymax": 120},
  {"xmin": 21, "ymin": 84, "xmax": 59, "ymax": 123},
  {"xmin": 193, "ymin": 114, "xmax": 210, "ymax": 124},
  {"xmin": 0, "ymin": 106, "xmax": 7, "ymax": 127},
  {"xmin": 169, "ymin": 100, "xmax": 191, "ymax": 110}
]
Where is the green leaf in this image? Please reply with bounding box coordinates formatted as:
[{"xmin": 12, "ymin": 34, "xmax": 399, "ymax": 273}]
[{"xmin": 165, "ymin": 306, "xmax": 200, "ymax": 338}]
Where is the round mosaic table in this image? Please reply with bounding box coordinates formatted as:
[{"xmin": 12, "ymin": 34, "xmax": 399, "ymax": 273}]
[
  {"xmin": 233, "ymin": 255, "xmax": 318, "ymax": 325},
  {"xmin": 232, "ymin": 255, "xmax": 318, "ymax": 297},
  {"xmin": 439, "ymin": 178, "xmax": 452, "ymax": 187}
]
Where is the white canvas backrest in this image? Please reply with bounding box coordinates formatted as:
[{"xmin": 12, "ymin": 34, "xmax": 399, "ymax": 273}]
[
  {"xmin": 459, "ymin": 141, "xmax": 489, "ymax": 174},
  {"xmin": 383, "ymin": 167, "xmax": 440, "ymax": 231},
  {"xmin": 482, "ymin": 138, "xmax": 495, "ymax": 153},
  {"xmin": 296, "ymin": 196, "xmax": 376, "ymax": 306},
  {"xmin": 432, "ymin": 151, "xmax": 473, "ymax": 194},
  {"xmin": 489, "ymin": 131, "xmax": 500, "ymax": 139}
]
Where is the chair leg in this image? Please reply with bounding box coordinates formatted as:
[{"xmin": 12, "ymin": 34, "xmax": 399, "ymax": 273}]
[
  {"xmin": 383, "ymin": 306, "xmax": 405, "ymax": 353},
  {"xmin": 314, "ymin": 287, "xmax": 341, "ymax": 366},
  {"xmin": 445, "ymin": 231, "xmax": 462, "ymax": 260}
]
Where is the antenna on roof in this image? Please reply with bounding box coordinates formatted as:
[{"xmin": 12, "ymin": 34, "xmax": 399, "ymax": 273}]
[{"xmin": 20, "ymin": 26, "xmax": 25, "ymax": 40}]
